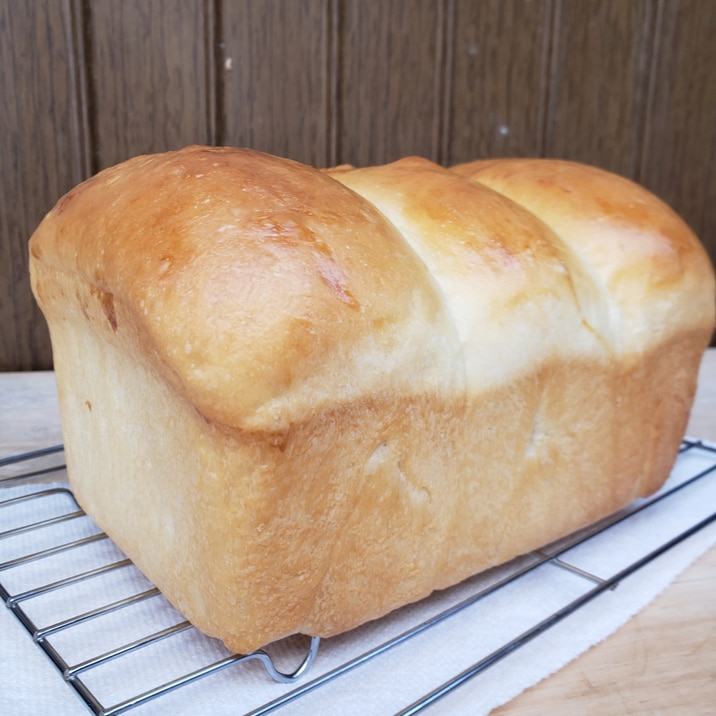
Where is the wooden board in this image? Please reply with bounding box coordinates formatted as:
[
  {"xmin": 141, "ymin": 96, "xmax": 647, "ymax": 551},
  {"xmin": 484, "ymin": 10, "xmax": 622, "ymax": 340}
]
[
  {"xmin": 495, "ymin": 546, "xmax": 716, "ymax": 715},
  {"xmin": 336, "ymin": 0, "xmax": 444, "ymax": 166},
  {"xmin": 88, "ymin": 0, "xmax": 211, "ymax": 170},
  {"xmin": 639, "ymin": 0, "xmax": 716, "ymax": 248},
  {"xmin": 0, "ymin": 0, "xmax": 87, "ymax": 371},
  {"xmin": 446, "ymin": 0, "xmax": 551, "ymax": 163},
  {"xmin": 220, "ymin": 0, "xmax": 332, "ymax": 167},
  {"xmin": 1, "ymin": 0, "xmax": 715, "ymax": 370}
]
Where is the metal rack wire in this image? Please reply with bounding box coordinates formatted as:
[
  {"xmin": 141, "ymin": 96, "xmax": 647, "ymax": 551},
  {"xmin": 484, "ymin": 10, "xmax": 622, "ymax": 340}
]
[{"xmin": 2, "ymin": 440, "xmax": 716, "ymax": 715}]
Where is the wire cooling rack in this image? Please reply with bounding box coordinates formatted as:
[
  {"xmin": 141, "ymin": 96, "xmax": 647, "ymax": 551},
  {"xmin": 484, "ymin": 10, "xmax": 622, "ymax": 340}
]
[{"xmin": 2, "ymin": 440, "xmax": 716, "ymax": 715}]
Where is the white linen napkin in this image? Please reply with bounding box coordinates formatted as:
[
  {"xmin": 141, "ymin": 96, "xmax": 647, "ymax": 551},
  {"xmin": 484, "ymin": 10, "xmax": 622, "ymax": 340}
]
[{"xmin": 1, "ymin": 441, "xmax": 715, "ymax": 716}]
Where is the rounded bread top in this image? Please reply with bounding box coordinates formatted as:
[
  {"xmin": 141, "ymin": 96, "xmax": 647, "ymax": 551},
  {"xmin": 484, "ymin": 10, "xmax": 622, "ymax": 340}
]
[
  {"xmin": 30, "ymin": 146, "xmax": 463, "ymax": 429},
  {"xmin": 30, "ymin": 147, "xmax": 715, "ymax": 429},
  {"xmin": 327, "ymin": 156, "xmax": 610, "ymax": 389},
  {"xmin": 452, "ymin": 158, "xmax": 715, "ymax": 356}
]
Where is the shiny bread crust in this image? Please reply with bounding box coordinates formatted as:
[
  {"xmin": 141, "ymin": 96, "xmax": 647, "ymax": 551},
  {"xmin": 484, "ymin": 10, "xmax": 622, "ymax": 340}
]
[{"xmin": 29, "ymin": 146, "xmax": 715, "ymax": 652}]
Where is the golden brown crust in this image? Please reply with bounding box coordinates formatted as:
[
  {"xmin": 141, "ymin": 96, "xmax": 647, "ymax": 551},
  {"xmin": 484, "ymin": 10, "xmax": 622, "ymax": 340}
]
[
  {"xmin": 29, "ymin": 147, "xmax": 715, "ymax": 653},
  {"xmin": 326, "ymin": 157, "xmax": 611, "ymax": 387},
  {"xmin": 452, "ymin": 158, "xmax": 716, "ymax": 355},
  {"xmin": 31, "ymin": 146, "xmax": 461, "ymax": 431}
]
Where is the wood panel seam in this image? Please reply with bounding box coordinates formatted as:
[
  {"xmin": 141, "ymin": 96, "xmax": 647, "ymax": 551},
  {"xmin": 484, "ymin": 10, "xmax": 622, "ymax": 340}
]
[
  {"xmin": 66, "ymin": 0, "xmax": 92, "ymax": 183},
  {"xmin": 537, "ymin": 0, "xmax": 556, "ymax": 158},
  {"xmin": 327, "ymin": 0, "xmax": 339, "ymax": 167},
  {"xmin": 636, "ymin": 0, "xmax": 664, "ymax": 185},
  {"xmin": 333, "ymin": 0, "xmax": 345, "ymax": 165},
  {"xmin": 434, "ymin": 0, "xmax": 454, "ymax": 166},
  {"xmin": 540, "ymin": 0, "xmax": 560, "ymax": 158},
  {"xmin": 79, "ymin": 0, "xmax": 99, "ymax": 175},
  {"xmin": 204, "ymin": 0, "xmax": 219, "ymax": 147}
]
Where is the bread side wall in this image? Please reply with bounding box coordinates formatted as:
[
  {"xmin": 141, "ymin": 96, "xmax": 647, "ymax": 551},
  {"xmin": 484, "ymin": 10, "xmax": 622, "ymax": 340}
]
[{"xmin": 36, "ymin": 251, "xmax": 702, "ymax": 652}]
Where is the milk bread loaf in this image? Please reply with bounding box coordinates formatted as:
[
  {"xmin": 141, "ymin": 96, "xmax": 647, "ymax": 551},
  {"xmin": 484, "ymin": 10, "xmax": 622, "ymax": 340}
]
[{"xmin": 29, "ymin": 146, "xmax": 715, "ymax": 653}]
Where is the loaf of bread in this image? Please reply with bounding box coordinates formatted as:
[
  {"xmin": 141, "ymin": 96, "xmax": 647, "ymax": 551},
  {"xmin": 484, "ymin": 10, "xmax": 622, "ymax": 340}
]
[{"xmin": 29, "ymin": 146, "xmax": 715, "ymax": 654}]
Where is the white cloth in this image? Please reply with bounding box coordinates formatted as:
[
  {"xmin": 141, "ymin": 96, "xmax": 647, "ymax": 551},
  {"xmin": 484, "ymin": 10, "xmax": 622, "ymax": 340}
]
[{"xmin": 1, "ymin": 441, "xmax": 715, "ymax": 715}]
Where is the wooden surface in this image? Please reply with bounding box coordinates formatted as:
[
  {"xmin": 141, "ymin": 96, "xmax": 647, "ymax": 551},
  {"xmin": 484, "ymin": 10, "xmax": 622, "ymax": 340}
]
[
  {"xmin": 495, "ymin": 549, "xmax": 716, "ymax": 715},
  {"xmin": 221, "ymin": 0, "xmax": 332, "ymax": 167},
  {"xmin": 338, "ymin": 0, "xmax": 444, "ymax": 166},
  {"xmin": 543, "ymin": 0, "xmax": 654, "ymax": 176},
  {"xmin": 89, "ymin": 0, "xmax": 211, "ymax": 170},
  {"xmin": 1, "ymin": 0, "xmax": 715, "ymax": 370},
  {"xmin": 0, "ymin": 0, "xmax": 84, "ymax": 371},
  {"xmin": 447, "ymin": 0, "xmax": 551, "ymax": 161},
  {"xmin": 1, "ymin": 349, "xmax": 715, "ymax": 712},
  {"xmin": 640, "ymin": 0, "xmax": 716, "ymax": 250}
]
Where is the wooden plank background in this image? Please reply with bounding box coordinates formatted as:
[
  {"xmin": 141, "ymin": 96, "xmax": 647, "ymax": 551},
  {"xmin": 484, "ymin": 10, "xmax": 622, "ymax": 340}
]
[{"xmin": 1, "ymin": 0, "xmax": 714, "ymax": 370}]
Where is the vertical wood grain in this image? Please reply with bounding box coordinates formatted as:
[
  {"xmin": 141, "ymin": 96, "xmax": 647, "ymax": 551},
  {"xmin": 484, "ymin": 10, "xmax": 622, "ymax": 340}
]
[
  {"xmin": 87, "ymin": 0, "xmax": 211, "ymax": 170},
  {"xmin": 544, "ymin": 0, "xmax": 654, "ymax": 177},
  {"xmin": 2, "ymin": 0, "xmax": 715, "ymax": 371},
  {"xmin": 446, "ymin": 0, "xmax": 552, "ymax": 165},
  {"xmin": 639, "ymin": 0, "xmax": 716, "ymax": 253},
  {"xmin": 219, "ymin": 0, "xmax": 331, "ymax": 167},
  {"xmin": 336, "ymin": 0, "xmax": 445, "ymax": 167},
  {"xmin": 0, "ymin": 0, "xmax": 89, "ymax": 370}
]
